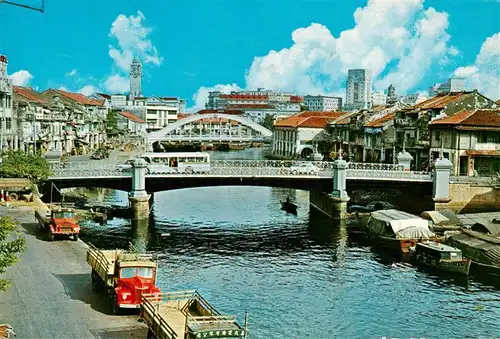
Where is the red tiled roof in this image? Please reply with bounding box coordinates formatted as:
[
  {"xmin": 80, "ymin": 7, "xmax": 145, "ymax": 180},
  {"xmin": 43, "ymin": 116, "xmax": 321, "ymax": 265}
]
[
  {"xmin": 274, "ymin": 111, "xmax": 344, "ymax": 128},
  {"xmin": 197, "ymin": 109, "xmax": 244, "ymax": 115},
  {"xmin": 177, "ymin": 113, "xmax": 191, "ymax": 120},
  {"xmin": 13, "ymin": 86, "xmax": 48, "ymax": 104},
  {"xmin": 219, "ymin": 94, "xmax": 268, "ymax": 100},
  {"xmin": 119, "ymin": 111, "xmax": 145, "ymax": 123},
  {"xmin": 406, "ymin": 92, "xmax": 473, "ymax": 112},
  {"xmin": 365, "ymin": 112, "xmax": 396, "ymax": 128},
  {"xmin": 226, "ymin": 104, "xmax": 275, "ymax": 109},
  {"xmin": 46, "ymin": 89, "xmax": 104, "ymax": 106},
  {"xmin": 429, "ymin": 109, "xmax": 500, "ymax": 127},
  {"xmin": 96, "ymin": 93, "xmax": 111, "ymax": 99}
]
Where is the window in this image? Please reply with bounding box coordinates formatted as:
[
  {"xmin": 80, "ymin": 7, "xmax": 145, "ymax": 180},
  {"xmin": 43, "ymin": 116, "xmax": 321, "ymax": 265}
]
[
  {"xmin": 138, "ymin": 267, "xmax": 153, "ymax": 278},
  {"xmin": 120, "ymin": 267, "xmax": 136, "ymax": 278},
  {"xmin": 434, "ymin": 131, "xmax": 441, "ymax": 141},
  {"xmin": 477, "ymin": 132, "xmax": 487, "ymax": 143}
]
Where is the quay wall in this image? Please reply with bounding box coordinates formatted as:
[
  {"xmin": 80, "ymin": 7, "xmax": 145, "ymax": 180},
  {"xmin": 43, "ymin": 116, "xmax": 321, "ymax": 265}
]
[
  {"xmin": 436, "ymin": 183, "xmax": 500, "ymax": 213},
  {"xmin": 309, "ymin": 190, "xmax": 348, "ymax": 220}
]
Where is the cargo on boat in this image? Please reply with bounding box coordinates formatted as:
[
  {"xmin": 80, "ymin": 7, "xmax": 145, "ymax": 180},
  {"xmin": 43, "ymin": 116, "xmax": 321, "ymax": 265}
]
[
  {"xmin": 411, "ymin": 241, "xmax": 471, "ymax": 276},
  {"xmin": 366, "ymin": 209, "xmax": 436, "ymax": 256},
  {"xmin": 141, "ymin": 290, "xmax": 247, "ymax": 339}
]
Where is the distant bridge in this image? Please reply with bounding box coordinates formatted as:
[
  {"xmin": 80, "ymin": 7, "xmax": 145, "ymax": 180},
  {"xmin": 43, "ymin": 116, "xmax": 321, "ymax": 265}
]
[
  {"xmin": 147, "ymin": 113, "xmax": 273, "ymax": 145},
  {"xmin": 46, "ymin": 160, "xmax": 432, "ymax": 192}
]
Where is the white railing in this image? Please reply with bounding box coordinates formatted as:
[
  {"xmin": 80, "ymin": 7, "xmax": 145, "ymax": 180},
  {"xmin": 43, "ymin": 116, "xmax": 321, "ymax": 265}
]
[{"xmin": 49, "ymin": 160, "xmax": 432, "ymax": 182}]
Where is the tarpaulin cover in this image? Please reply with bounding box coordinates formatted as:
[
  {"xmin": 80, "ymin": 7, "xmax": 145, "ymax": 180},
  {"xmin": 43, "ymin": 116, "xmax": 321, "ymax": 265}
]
[{"xmin": 368, "ymin": 209, "xmax": 435, "ymax": 239}]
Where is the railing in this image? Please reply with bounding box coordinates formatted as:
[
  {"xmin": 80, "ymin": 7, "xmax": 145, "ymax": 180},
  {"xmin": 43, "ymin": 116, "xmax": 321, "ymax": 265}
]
[{"xmin": 141, "ymin": 294, "xmax": 178, "ymax": 339}]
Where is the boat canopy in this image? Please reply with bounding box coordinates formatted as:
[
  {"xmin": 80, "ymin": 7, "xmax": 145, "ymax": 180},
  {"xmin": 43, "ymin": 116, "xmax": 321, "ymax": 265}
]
[{"xmin": 368, "ymin": 209, "xmax": 435, "ymax": 239}]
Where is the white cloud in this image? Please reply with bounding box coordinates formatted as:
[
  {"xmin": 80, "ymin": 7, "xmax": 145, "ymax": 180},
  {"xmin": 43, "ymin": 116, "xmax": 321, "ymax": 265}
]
[
  {"xmin": 453, "ymin": 33, "xmax": 500, "ymax": 100},
  {"xmin": 194, "ymin": 0, "xmax": 455, "ymax": 103},
  {"xmin": 191, "ymin": 83, "xmax": 241, "ymax": 111},
  {"xmin": 108, "ymin": 11, "xmax": 162, "ymax": 73},
  {"xmin": 66, "ymin": 69, "xmax": 77, "ymax": 77},
  {"xmin": 9, "ymin": 70, "xmax": 34, "ymax": 86},
  {"xmin": 78, "ymin": 85, "xmax": 97, "ymax": 96},
  {"xmin": 58, "ymin": 86, "xmax": 69, "ymax": 91},
  {"xmin": 104, "ymin": 74, "xmax": 129, "ymax": 94}
]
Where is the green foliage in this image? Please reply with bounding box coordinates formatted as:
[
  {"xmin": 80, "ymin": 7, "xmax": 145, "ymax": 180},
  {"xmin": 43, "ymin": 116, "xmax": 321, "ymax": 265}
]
[
  {"xmin": 106, "ymin": 110, "xmax": 119, "ymax": 135},
  {"xmin": 0, "ymin": 151, "xmax": 53, "ymax": 182},
  {"xmin": 0, "ymin": 216, "xmax": 27, "ymax": 291},
  {"xmin": 260, "ymin": 114, "xmax": 274, "ymax": 131}
]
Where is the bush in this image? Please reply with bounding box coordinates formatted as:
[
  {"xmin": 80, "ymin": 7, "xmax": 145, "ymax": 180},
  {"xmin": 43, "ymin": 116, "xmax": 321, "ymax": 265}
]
[
  {"xmin": 0, "ymin": 216, "xmax": 26, "ymax": 291},
  {"xmin": 0, "ymin": 151, "xmax": 53, "ymax": 182}
]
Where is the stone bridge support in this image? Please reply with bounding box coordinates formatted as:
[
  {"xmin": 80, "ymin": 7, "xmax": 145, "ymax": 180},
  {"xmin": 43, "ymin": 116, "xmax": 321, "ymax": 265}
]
[
  {"xmin": 129, "ymin": 158, "xmax": 151, "ymax": 220},
  {"xmin": 310, "ymin": 156, "xmax": 350, "ymax": 220}
]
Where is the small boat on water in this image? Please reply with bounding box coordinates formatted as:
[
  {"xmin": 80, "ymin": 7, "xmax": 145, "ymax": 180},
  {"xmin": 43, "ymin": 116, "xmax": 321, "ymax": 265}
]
[
  {"xmin": 411, "ymin": 241, "xmax": 471, "ymax": 276},
  {"xmin": 366, "ymin": 209, "xmax": 437, "ymax": 256},
  {"xmin": 281, "ymin": 201, "xmax": 297, "ymax": 215}
]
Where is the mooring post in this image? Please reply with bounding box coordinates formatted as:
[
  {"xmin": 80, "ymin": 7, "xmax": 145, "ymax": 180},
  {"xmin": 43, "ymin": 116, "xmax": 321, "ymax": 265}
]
[
  {"xmin": 129, "ymin": 158, "xmax": 150, "ymax": 220},
  {"xmin": 433, "ymin": 156, "xmax": 452, "ymax": 209},
  {"xmin": 330, "ymin": 151, "xmax": 350, "ymax": 219}
]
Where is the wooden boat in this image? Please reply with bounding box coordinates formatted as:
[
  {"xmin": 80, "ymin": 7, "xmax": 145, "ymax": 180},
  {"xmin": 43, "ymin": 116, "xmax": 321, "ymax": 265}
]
[
  {"xmin": 281, "ymin": 201, "xmax": 297, "ymax": 215},
  {"xmin": 411, "ymin": 241, "xmax": 471, "ymax": 276},
  {"xmin": 366, "ymin": 209, "xmax": 437, "ymax": 256}
]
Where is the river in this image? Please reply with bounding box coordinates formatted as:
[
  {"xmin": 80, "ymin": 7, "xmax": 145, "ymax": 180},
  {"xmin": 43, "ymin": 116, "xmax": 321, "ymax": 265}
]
[{"xmin": 77, "ymin": 148, "xmax": 500, "ymax": 338}]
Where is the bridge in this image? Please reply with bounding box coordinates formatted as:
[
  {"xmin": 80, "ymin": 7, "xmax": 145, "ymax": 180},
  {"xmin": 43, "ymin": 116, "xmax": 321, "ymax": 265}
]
[{"xmin": 147, "ymin": 113, "xmax": 273, "ymax": 146}]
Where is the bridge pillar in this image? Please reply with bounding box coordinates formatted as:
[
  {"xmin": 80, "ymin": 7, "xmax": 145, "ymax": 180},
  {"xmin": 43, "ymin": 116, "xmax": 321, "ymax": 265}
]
[
  {"xmin": 129, "ymin": 158, "xmax": 150, "ymax": 220},
  {"xmin": 397, "ymin": 149, "xmax": 413, "ymax": 171},
  {"xmin": 433, "ymin": 157, "xmax": 452, "ymax": 209},
  {"xmin": 330, "ymin": 156, "xmax": 350, "ymax": 219}
]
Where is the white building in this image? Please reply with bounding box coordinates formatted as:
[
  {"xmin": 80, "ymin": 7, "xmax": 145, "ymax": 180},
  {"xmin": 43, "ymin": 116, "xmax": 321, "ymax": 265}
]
[
  {"xmin": 345, "ymin": 69, "xmax": 372, "ymax": 111},
  {"xmin": 303, "ymin": 95, "xmax": 342, "ymax": 111},
  {"xmin": 371, "ymin": 91, "xmax": 387, "ymax": 106},
  {"xmin": 145, "ymin": 97, "xmax": 184, "ymax": 131},
  {"xmin": 0, "ymin": 54, "xmax": 17, "ymax": 151},
  {"xmin": 117, "ymin": 111, "xmax": 147, "ymax": 134},
  {"xmin": 428, "ymin": 78, "xmax": 466, "ymax": 97}
]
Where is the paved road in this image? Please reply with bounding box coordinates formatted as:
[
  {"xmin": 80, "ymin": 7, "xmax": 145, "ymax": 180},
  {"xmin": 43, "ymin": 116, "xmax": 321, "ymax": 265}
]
[{"xmin": 0, "ymin": 206, "xmax": 148, "ymax": 339}]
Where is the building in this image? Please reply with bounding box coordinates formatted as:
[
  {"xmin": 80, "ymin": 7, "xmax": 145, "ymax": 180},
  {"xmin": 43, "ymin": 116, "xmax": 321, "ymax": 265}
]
[
  {"xmin": 303, "ymin": 95, "xmax": 342, "ymax": 112},
  {"xmin": 117, "ymin": 111, "xmax": 147, "ymax": 135},
  {"xmin": 394, "ymin": 90, "xmax": 496, "ymax": 171},
  {"xmin": 0, "ymin": 55, "xmax": 17, "ymax": 151},
  {"xmin": 363, "ymin": 112, "xmax": 397, "ymax": 163},
  {"xmin": 272, "ymin": 111, "xmax": 344, "ymax": 159},
  {"xmin": 371, "ymin": 91, "xmax": 387, "ymax": 106},
  {"xmin": 387, "ymin": 84, "xmax": 397, "ymax": 104},
  {"xmin": 129, "ymin": 56, "xmax": 143, "ymax": 100},
  {"xmin": 399, "ymin": 93, "xmax": 428, "ymax": 106},
  {"xmin": 144, "ymin": 97, "xmax": 184, "ymax": 131},
  {"xmin": 428, "ymin": 78, "xmax": 466, "ymax": 97},
  {"xmin": 344, "ymin": 69, "xmax": 372, "ymax": 111},
  {"xmin": 429, "ymin": 109, "xmax": 500, "ymax": 176}
]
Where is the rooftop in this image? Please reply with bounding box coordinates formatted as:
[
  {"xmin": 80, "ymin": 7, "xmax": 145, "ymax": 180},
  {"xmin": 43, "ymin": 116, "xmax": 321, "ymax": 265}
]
[
  {"xmin": 405, "ymin": 91, "xmax": 475, "ymax": 113},
  {"xmin": 429, "ymin": 109, "xmax": 500, "ymax": 128},
  {"xmin": 364, "ymin": 112, "xmax": 396, "ymax": 128},
  {"xmin": 13, "ymin": 86, "xmax": 48, "ymax": 104},
  {"xmin": 119, "ymin": 111, "xmax": 145, "ymax": 123},
  {"xmin": 226, "ymin": 104, "xmax": 276, "ymax": 110},
  {"xmin": 45, "ymin": 89, "xmax": 104, "ymax": 106},
  {"xmin": 197, "ymin": 109, "xmax": 244, "ymax": 115},
  {"xmin": 274, "ymin": 111, "xmax": 344, "ymax": 128}
]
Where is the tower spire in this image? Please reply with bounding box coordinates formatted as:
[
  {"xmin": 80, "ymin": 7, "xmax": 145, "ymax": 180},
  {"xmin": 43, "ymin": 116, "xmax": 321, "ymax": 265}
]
[{"xmin": 129, "ymin": 56, "xmax": 143, "ymax": 100}]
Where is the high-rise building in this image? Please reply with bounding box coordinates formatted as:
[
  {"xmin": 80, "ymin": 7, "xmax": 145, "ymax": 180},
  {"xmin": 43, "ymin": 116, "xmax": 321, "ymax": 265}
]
[
  {"xmin": 428, "ymin": 78, "xmax": 465, "ymax": 97},
  {"xmin": 345, "ymin": 69, "xmax": 372, "ymax": 111},
  {"xmin": 371, "ymin": 91, "xmax": 387, "ymax": 106},
  {"xmin": 129, "ymin": 56, "xmax": 143, "ymax": 100},
  {"xmin": 387, "ymin": 84, "xmax": 397, "ymax": 103}
]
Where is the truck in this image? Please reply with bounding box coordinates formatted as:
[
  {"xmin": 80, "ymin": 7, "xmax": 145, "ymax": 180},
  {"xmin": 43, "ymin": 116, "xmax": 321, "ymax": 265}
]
[
  {"xmin": 34, "ymin": 207, "xmax": 80, "ymax": 241},
  {"xmin": 87, "ymin": 242, "xmax": 161, "ymax": 315},
  {"xmin": 141, "ymin": 290, "xmax": 248, "ymax": 339},
  {"xmin": 0, "ymin": 178, "xmax": 33, "ymax": 201}
]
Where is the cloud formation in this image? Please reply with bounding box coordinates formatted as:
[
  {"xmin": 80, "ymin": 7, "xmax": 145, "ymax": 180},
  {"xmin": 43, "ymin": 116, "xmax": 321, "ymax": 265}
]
[
  {"xmin": 191, "ymin": 83, "xmax": 242, "ymax": 111},
  {"xmin": 454, "ymin": 33, "xmax": 500, "ymax": 100},
  {"xmin": 9, "ymin": 70, "xmax": 34, "ymax": 86},
  {"xmin": 104, "ymin": 74, "xmax": 130, "ymax": 94},
  {"xmin": 78, "ymin": 85, "xmax": 97, "ymax": 96}
]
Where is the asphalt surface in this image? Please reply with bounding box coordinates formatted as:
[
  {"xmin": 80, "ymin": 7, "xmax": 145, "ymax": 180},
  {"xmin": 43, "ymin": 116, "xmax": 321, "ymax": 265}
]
[{"xmin": 0, "ymin": 206, "xmax": 148, "ymax": 339}]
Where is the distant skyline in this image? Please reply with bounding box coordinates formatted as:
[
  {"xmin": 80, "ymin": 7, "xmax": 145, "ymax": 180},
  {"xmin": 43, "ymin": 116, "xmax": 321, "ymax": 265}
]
[{"xmin": 1, "ymin": 0, "xmax": 499, "ymax": 110}]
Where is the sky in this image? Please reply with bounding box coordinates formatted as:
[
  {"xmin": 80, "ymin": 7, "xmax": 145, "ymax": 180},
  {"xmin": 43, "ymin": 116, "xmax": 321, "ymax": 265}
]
[{"xmin": 0, "ymin": 0, "xmax": 499, "ymax": 111}]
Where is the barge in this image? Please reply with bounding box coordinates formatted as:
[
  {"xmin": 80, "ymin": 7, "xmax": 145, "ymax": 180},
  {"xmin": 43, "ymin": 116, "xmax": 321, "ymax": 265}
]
[
  {"xmin": 411, "ymin": 241, "xmax": 471, "ymax": 276},
  {"xmin": 141, "ymin": 290, "xmax": 247, "ymax": 339}
]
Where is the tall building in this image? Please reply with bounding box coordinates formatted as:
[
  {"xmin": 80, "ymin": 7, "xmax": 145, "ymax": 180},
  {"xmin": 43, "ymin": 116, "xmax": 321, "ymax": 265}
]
[
  {"xmin": 304, "ymin": 95, "xmax": 342, "ymax": 111},
  {"xmin": 387, "ymin": 84, "xmax": 397, "ymax": 103},
  {"xmin": 371, "ymin": 91, "xmax": 387, "ymax": 106},
  {"xmin": 345, "ymin": 69, "xmax": 372, "ymax": 111},
  {"xmin": 129, "ymin": 56, "xmax": 143, "ymax": 100},
  {"xmin": 428, "ymin": 78, "xmax": 465, "ymax": 97},
  {"xmin": 0, "ymin": 55, "xmax": 16, "ymax": 151}
]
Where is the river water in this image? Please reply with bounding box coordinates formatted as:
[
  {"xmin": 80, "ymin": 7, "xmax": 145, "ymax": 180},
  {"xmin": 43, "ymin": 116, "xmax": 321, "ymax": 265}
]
[{"xmin": 78, "ymin": 148, "xmax": 500, "ymax": 338}]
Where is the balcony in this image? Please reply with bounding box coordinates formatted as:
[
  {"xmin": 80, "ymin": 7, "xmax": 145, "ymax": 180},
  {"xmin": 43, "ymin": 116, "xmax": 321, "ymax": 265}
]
[{"xmin": 395, "ymin": 118, "xmax": 417, "ymax": 128}]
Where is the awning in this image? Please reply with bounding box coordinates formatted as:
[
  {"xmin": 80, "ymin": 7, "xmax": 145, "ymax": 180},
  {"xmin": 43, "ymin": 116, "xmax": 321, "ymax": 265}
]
[{"xmin": 465, "ymin": 150, "xmax": 500, "ymax": 156}]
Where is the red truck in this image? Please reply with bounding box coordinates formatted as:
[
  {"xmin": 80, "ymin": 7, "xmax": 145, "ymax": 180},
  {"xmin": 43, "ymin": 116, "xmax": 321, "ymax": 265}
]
[
  {"xmin": 34, "ymin": 207, "xmax": 80, "ymax": 241},
  {"xmin": 87, "ymin": 242, "xmax": 161, "ymax": 314}
]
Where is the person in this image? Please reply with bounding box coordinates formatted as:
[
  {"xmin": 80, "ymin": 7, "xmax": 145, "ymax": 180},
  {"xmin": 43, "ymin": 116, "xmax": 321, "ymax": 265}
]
[{"xmin": 286, "ymin": 196, "xmax": 291, "ymax": 204}]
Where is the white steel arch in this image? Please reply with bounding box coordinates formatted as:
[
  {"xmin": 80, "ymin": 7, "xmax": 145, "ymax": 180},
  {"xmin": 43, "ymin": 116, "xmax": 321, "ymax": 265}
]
[{"xmin": 148, "ymin": 113, "xmax": 273, "ymax": 141}]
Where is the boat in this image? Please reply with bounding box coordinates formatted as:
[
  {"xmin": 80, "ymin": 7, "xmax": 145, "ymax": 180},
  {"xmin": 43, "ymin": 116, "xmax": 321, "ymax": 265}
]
[
  {"xmin": 411, "ymin": 241, "xmax": 471, "ymax": 276},
  {"xmin": 281, "ymin": 200, "xmax": 297, "ymax": 215},
  {"xmin": 365, "ymin": 209, "xmax": 437, "ymax": 256}
]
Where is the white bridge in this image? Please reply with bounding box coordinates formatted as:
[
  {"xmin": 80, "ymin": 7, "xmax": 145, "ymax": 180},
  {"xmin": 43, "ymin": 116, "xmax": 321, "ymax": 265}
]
[
  {"xmin": 49, "ymin": 160, "xmax": 432, "ymax": 182},
  {"xmin": 147, "ymin": 113, "xmax": 273, "ymax": 145}
]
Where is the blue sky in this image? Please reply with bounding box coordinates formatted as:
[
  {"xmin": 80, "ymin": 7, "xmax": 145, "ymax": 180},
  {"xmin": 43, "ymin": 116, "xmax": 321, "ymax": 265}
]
[{"xmin": 1, "ymin": 0, "xmax": 499, "ymax": 109}]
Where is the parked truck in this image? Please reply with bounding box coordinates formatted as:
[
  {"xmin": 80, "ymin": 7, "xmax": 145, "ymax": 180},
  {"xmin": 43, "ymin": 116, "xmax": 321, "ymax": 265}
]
[
  {"xmin": 87, "ymin": 242, "xmax": 161, "ymax": 315},
  {"xmin": 0, "ymin": 178, "xmax": 33, "ymax": 201},
  {"xmin": 34, "ymin": 207, "xmax": 80, "ymax": 241}
]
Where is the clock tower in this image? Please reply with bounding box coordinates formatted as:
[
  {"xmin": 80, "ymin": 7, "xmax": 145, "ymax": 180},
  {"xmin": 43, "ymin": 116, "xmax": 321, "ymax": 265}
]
[{"xmin": 129, "ymin": 56, "xmax": 143, "ymax": 100}]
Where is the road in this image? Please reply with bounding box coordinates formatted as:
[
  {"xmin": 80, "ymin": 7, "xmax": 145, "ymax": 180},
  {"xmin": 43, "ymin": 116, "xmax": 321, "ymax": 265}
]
[{"xmin": 0, "ymin": 206, "xmax": 148, "ymax": 339}]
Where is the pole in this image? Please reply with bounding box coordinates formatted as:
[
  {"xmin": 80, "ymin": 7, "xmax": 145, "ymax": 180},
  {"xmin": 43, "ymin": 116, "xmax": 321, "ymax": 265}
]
[{"xmin": 243, "ymin": 310, "xmax": 248, "ymax": 339}]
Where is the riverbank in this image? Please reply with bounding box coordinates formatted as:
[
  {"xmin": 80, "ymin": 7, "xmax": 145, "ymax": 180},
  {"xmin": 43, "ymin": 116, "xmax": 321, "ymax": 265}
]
[{"xmin": 0, "ymin": 203, "xmax": 148, "ymax": 338}]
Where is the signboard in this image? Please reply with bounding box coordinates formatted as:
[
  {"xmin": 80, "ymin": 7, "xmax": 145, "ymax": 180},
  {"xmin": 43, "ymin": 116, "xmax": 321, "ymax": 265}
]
[{"xmin": 194, "ymin": 329, "xmax": 245, "ymax": 338}]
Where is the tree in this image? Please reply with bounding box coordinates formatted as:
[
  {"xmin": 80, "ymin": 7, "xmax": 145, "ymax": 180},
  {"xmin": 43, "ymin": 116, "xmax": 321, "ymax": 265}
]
[
  {"xmin": 106, "ymin": 110, "xmax": 119, "ymax": 136},
  {"xmin": 0, "ymin": 151, "xmax": 53, "ymax": 182},
  {"xmin": 260, "ymin": 114, "xmax": 274, "ymax": 130},
  {"xmin": 0, "ymin": 216, "xmax": 27, "ymax": 291}
]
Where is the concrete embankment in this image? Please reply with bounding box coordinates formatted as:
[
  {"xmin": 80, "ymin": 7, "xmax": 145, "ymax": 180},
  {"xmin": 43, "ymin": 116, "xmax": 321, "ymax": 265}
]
[{"xmin": 0, "ymin": 202, "xmax": 148, "ymax": 339}]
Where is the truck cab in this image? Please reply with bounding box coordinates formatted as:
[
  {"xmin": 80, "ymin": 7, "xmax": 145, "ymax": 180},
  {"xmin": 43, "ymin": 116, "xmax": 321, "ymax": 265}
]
[
  {"xmin": 112, "ymin": 253, "xmax": 161, "ymax": 313},
  {"xmin": 49, "ymin": 208, "xmax": 80, "ymax": 241}
]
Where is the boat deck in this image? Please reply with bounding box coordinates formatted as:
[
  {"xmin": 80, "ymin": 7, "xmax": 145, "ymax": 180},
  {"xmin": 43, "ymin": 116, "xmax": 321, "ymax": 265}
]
[{"xmin": 156, "ymin": 299, "xmax": 193, "ymax": 337}]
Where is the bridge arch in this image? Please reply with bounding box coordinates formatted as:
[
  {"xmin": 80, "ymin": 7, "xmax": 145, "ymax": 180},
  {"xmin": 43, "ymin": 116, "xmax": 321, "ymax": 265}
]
[{"xmin": 147, "ymin": 113, "xmax": 273, "ymax": 143}]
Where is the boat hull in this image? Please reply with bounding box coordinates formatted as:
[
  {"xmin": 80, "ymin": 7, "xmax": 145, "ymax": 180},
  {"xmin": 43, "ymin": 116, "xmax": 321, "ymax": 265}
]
[{"xmin": 414, "ymin": 254, "xmax": 471, "ymax": 276}]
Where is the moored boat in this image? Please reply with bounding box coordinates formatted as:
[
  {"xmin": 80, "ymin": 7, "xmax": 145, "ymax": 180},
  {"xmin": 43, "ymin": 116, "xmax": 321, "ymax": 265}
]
[
  {"xmin": 280, "ymin": 201, "xmax": 297, "ymax": 215},
  {"xmin": 411, "ymin": 241, "xmax": 471, "ymax": 276},
  {"xmin": 366, "ymin": 209, "xmax": 437, "ymax": 257}
]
